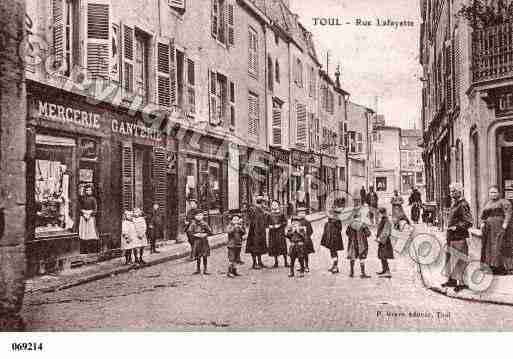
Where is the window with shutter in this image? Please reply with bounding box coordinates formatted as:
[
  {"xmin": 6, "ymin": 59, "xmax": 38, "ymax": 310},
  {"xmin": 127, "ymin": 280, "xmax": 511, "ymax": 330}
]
[
  {"xmin": 229, "ymin": 81, "xmax": 235, "ymax": 128},
  {"xmin": 122, "ymin": 142, "xmax": 134, "ymax": 211},
  {"xmin": 267, "ymin": 56, "xmax": 273, "ymax": 91},
  {"xmin": 444, "ymin": 40, "xmax": 453, "ymax": 110},
  {"xmin": 153, "ymin": 147, "xmax": 168, "ymax": 213},
  {"xmin": 168, "ymin": 0, "xmax": 185, "ymax": 11},
  {"xmin": 248, "ymin": 27, "xmax": 258, "ymax": 77},
  {"xmin": 272, "ymin": 108, "xmax": 282, "ymax": 145},
  {"xmin": 212, "ymin": 0, "xmax": 218, "ymax": 38},
  {"xmin": 209, "ymin": 70, "xmax": 219, "ymax": 125},
  {"xmin": 87, "ymin": 1, "xmax": 110, "ymax": 80},
  {"xmin": 309, "ymin": 67, "xmax": 315, "ymax": 97},
  {"xmin": 275, "ymin": 60, "xmax": 280, "ymax": 83},
  {"xmin": 296, "ymin": 102, "xmax": 307, "ymax": 147},
  {"xmin": 248, "ymin": 92, "xmax": 259, "ymax": 140},
  {"xmin": 156, "ymin": 39, "xmax": 171, "ymax": 107},
  {"xmin": 227, "ymin": 2, "xmax": 235, "ymax": 46},
  {"xmin": 122, "ymin": 24, "xmax": 135, "ymax": 93},
  {"xmin": 52, "ymin": 0, "xmax": 65, "ymax": 69},
  {"xmin": 454, "ymin": 29, "xmax": 461, "ymax": 107},
  {"xmin": 186, "ymin": 58, "xmax": 196, "ymax": 114},
  {"xmin": 170, "ymin": 40, "xmax": 176, "ymax": 105}
]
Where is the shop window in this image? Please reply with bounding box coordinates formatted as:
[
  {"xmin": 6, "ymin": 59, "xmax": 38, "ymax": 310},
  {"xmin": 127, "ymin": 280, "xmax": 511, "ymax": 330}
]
[
  {"xmin": 376, "ymin": 176, "xmax": 387, "ymax": 192},
  {"xmin": 35, "ymin": 135, "xmax": 76, "ymax": 236},
  {"xmin": 185, "ymin": 157, "xmax": 222, "ymax": 214},
  {"xmin": 416, "ymin": 171, "xmax": 424, "ymax": 184}
]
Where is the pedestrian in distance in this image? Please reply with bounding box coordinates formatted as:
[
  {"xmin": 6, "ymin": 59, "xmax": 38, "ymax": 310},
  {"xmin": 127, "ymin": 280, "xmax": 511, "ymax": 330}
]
[
  {"xmin": 376, "ymin": 207, "xmax": 394, "ymax": 278},
  {"xmin": 366, "ymin": 186, "xmax": 379, "ymax": 225},
  {"xmin": 480, "ymin": 185, "xmax": 512, "ymax": 275},
  {"xmin": 408, "ymin": 187, "xmax": 422, "ymax": 224},
  {"xmin": 442, "ymin": 182, "xmax": 473, "ymax": 292},
  {"xmin": 148, "ymin": 203, "xmax": 164, "ymax": 254},
  {"xmin": 226, "ymin": 211, "xmax": 245, "ymax": 278},
  {"xmin": 187, "ymin": 209, "xmax": 213, "ymax": 275},
  {"xmin": 297, "ymin": 208, "xmax": 314, "ymax": 272},
  {"xmin": 391, "ymin": 190, "xmax": 409, "ymax": 229},
  {"xmin": 285, "ymin": 216, "xmax": 307, "ymax": 277},
  {"xmin": 360, "ymin": 186, "xmax": 367, "ymax": 207},
  {"xmin": 320, "ymin": 208, "xmax": 344, "ymax": 274},
  {"xmin": 132, "ymin": 208, "xmax": 148, "ymax": 265},
  {"xmin": 121, "ymin": 210, "xmax": 138, "ymax": 265},
  {"xmin": 346, "ymin": 210, "xmax": 372, "ymax": 278},
  {"xmin": 245, "ymin": 196, "xmax": 269, "ymax": 269},
  {"xmin": 268, "ymin": 200, "xmax": 289, "ymax": 268},
  {"xmin": 184, "ymin": 198, "xmax": 198, "ymax": 260}
]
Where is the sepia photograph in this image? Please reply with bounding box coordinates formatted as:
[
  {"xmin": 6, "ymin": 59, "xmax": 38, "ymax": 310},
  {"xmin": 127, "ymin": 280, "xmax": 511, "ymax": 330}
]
[{"xmin": 3, "ymin": 0, "xmax": 513, "ymax": 346}]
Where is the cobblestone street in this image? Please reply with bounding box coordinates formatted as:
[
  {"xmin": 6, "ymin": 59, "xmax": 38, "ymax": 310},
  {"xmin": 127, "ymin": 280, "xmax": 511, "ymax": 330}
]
[{"xmin": 21, "ymin": 219, "xmax": 513, "ymax": 331}]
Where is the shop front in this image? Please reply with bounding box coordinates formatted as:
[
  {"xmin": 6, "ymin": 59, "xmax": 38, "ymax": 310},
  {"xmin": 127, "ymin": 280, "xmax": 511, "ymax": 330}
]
[
  {"xmin": 26, "ymin": 83, "xmax": 112, "ymax": 276},
  {"xmin": 290, "ymin": 150, "xmax": 310, "ymax": 212},
  {"xmin": 269, "ymin": 147, "xmax": 290, "ymax": 212},
  {"xmin": 179, "ymin": 132, "xmax": 229, "ymax": 236},
  {"xmin": 239, "ymin": 147, "xmax": 270, "ymax": 207},
  {"xmin": 321, "ymin": 155, "xmax": 337, "ymax": 210}
]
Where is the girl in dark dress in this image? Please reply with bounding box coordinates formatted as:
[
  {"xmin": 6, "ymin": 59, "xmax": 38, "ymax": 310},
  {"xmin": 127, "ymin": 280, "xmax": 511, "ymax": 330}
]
[
  {"xmin": 376, "ymin": 207, "xmax": 394, "ymax": 278},
  {"xmin": 245, "ymin": 197, "xmax": 269, "ymax": 269},
  {"xmin": 320, "ymin": 209, "xmax": 344, "ymax": 274},
  {"xmin": 346, "ymin": 211, "xmax": 372, "ymax": 278},
  {"xmin": 186, "ymin": 209, "xmax": 213, "ymax": 275},
  {"xmin": 297, "ymin": 208, "xmax": 314, "ymax": 272},
  {"xmin": 268, "ymin": 200, "xmax": 289, "ymax": 268}
]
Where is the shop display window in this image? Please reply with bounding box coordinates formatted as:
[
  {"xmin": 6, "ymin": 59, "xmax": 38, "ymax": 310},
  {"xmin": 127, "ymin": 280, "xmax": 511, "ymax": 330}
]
[
  {"xmin": 185, "ymin": 157, "xmax": 222, "ymax": 214},
  {"xmin": 35, "ymin": 135, "xmax": 76, "ymax": 236}
]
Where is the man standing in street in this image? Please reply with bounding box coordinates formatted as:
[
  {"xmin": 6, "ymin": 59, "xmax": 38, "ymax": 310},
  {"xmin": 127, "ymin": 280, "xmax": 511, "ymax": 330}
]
[
  {"xmin": 245, "ymin": 196, "xmax": 269, "ymax": 269},
  {"xmin": 360, "ymin": 186, "xmax": 367, "ymax": 207},
  {"xmin": 367, "ymin": 186, "xmax": 379, "ymax": 225},
  {"xmin": 442, "ymin": 182, "xmax": 473, "ymax": 293}
]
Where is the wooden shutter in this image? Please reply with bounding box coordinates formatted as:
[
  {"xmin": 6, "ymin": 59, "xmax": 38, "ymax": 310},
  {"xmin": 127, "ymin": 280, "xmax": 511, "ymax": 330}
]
[
  {"xmin": 248, "ymin": 93, "xmax": 259, "ymax": 138},
  {"xmin": 212, "ymin": 0, "xmax": 218, "ymax": 39},
  {"xmin": 268, "ymin": 56, "xmax": 273, "ymax": 91},
  {"xmin": 272, "ymin": 108, "xmax": 282, "ymax": 145},
  {"xmin": 122, "ymin": 23, "xmax": 135, "ymax": 93},
  {"xmin": 296, "ymin": 102, "xmax": 307, "ymax": 147},
  {"xmin": 454, "ymin": 31, "xmax": 461, "ymax": 107},
  {"xmin": 227, "ymin": 2, "xmax": 235, "ymax": 46},
  {"xmin": 186, "ymin": 58, "xmax": 196, "ymax": 113},
  {"xmin": 229, "ymin": 81, "xmax": 235, "ymax": 127},
  {"xmin": 121, "ymin": 142, "xmax": 134, "ymax": 211},
  {"xmin": 169, "ymin": 0, "xmax": 185, "ymax": 10},
  {"xmin": 152, "ymin": 147, "xmax": 168, "ymax": 213},
  {"xmin": 170, "ymin": 40, "xmax": 176, "ymax": 105},
  {"xmin": 52, "ymin": 0, "xmax": 65, "ymax": 66},
  {"xmin": 86, "ymin": 1, "xmax": 110, "ymax": 80},
  {"xmin": 445, "ymin": 40, "xmax": 453, "ymax": 110},
  {"xmin": 156, "ymin": 38, "xmax": 171, "ymax": 107},
  {"xmin": 209, "ymin": 70, "xmax": 219, "ymax": 125}
]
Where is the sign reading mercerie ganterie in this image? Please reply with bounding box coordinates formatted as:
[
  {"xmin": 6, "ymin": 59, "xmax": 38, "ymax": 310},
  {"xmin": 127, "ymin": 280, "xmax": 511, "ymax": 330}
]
[{"xmin": 37, "ymin": 100, "xmax": 101, "ymax": 130}]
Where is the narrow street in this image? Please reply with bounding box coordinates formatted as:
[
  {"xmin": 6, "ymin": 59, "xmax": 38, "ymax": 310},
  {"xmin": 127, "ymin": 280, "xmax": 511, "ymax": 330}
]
[{"xmin": 21, "ymin": 218, "xmax": 513, "ymax": 331}]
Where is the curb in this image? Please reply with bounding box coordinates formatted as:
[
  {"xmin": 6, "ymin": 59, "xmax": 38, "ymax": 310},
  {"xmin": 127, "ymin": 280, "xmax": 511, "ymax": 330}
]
[{"xmin": 27, "ymin": 213, "xmax": 331, "ymax": 295}]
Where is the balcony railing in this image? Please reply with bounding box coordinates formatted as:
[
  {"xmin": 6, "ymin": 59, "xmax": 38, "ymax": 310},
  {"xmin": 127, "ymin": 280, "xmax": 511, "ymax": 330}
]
[{"xmin": 472, "ymin": 22, "xmax": 513, "ymax": 84}]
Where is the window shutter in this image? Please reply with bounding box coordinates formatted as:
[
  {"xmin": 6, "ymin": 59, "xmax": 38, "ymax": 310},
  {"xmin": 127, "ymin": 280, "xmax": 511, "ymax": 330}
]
[
  {"xmin": 186, "ymin": 58, "xmax": 196, "ymax": 114},
  {"xmin": 121, "ymin": 142, "xmax": 134, "ymax": 211},
  {"xmin": 52, "ymin": 0, "xmax": 65, "ymax": 67},
  {"xmin": 272, "ymin": 108, "xmax": 282, "ymax": 145},
  {"xmin": 212, "ymin": 0, "xmax": 218, "ymax": 39},
  {"xmin": 86, "ymin": 1, "xmax": 110, "ymax": 80},
  {"xmin": 454, "ymin": 32, "xmax": 461, "ymax": 107},
  {"xmin": 445, "ymin": 40, "xmax": 453, "ymax": 110},
  {"xmin": 152, "ymin": 147, "xmax": 168, "ymax": 214},
  {"xmin": 209, "ymin": 70, "xmax": 219, "ymax": 125},
  {"xmin": 122, "ymin": 23, "xmax": 135, "ymax": 93},
  {"xmin": 156, "ymin": 38, "xmax": 171, "ymax": 107},
  {"xmin": 248, "ymin": 93, "xmax": 259, "ymax": 139},
  {"xmin": 168, "ymin": 0, "xmax": 185, "ymax": 10},
  {"xmin": 296, "ymin": 102, "xmax": 307, "ymax": 147},
  {"xmin": 227, "ymin": 2, "xmax": 235, "ymax": 46},
  {"xmin": 268, "ymin": 56, "xmax": 273, "ymax": 91},
  {"xmin": 229, "ymin": 81, "xmax": 235, "ymax": 128},
  {"xmin": 170, "ymin": 40, "xmax": 177, "ymax": 105}
]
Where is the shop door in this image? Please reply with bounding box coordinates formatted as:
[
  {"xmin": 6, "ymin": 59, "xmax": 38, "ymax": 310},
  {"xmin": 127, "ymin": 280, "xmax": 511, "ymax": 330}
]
[
  {"xmin": 133, "ymin": 146, "xmax": 153, "ymax": 215},
  {"xmin": 168, "ymin": 172, "xmax": 178, "ymax": 241}
]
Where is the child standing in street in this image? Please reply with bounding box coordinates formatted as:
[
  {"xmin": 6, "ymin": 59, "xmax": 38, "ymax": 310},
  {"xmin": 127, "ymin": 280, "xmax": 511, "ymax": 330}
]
[
  {"xmin": 321, "ymin": 209, "xmax": 344, "ymax": 274},
  {"xmin": 187, "ymin": 209, "xmax": 213, "ymax": 275},
  {"xmin": 297, "ymin": 208, "xmax": 314, "ymax": 272},
  {"xmin": 285, "ymin": 216, "xmax": 306, "ymax": 277},
  {"xmin": 148, "ymin": 203, "xmax": 164, "ymax": 254},
  {"xmin": 376, "ymin": 207, "xmax": 394, "ymax": 278},
  {"xmin": 346, "ymin": 210, "xmax": 372, "ymax": 278},
  {"xmin": 226, "ymin": 212, "xmax": 245, "ymax": 278},
  {"xmin": 121, "ymin": 211, "xmax": 137, "ymax": 265},
  {"xmin": 132, "ymin": 208, "xmax": 148, "ymax": 265},
  {"xmin": 268, "ymin": 200, "xmax": 289, "ymax": 268}
]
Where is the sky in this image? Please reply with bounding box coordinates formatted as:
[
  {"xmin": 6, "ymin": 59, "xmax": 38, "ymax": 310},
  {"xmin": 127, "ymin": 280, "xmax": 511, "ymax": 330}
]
[{"xmin": 289, "ymin": 0, "xmax": 422, "ymax": 129}]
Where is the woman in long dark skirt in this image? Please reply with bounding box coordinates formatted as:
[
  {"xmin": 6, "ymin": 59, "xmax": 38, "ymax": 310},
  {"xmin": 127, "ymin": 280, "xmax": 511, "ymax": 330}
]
[
  {"xmin": 376, "ymin": 207, "xmax": 394, "ymax": 278},
  {"xmin": 268, "ymin": 200, "xmax": 289, "ymax": 268}
]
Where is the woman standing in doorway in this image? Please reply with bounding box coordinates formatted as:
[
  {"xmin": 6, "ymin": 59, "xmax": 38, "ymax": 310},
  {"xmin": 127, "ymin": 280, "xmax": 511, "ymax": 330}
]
[
  {"xmin": 480, "ymin": 185, "xmax": 513, "ymax": 274},
  {"xmin": 79, "ymin": 186, "xmax": 99, "ymax": 241}
]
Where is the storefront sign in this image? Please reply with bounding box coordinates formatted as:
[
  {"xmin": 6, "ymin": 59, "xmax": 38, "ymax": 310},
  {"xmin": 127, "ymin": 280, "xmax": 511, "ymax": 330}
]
[
  {"xmin": 270, "ymin": 148, "xmax": 289, "ymax": 165},
  {"xmin": 291, "ymin": 150, "xmax": 319, "ymax": 166},
  {"xmin": 112, "ymin": 119, "xmax": 163, "ymax": 142},
  {"xmin": 36, "ymin": 100, "xmax": 101, "ymax": 130},
  {"xmin": 322, "ymin": 156, "xmax": 337, "ymax": 168}
]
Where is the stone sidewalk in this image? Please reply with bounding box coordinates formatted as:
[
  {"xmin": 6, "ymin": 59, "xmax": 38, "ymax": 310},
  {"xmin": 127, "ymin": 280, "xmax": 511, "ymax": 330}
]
[
  {"xmin": 24, "ymin": 210, "xmax": 351, "ymax": 295},
  {"xmin": 413, "ymin": 223, "xmax": 513, "ymax": 306}
]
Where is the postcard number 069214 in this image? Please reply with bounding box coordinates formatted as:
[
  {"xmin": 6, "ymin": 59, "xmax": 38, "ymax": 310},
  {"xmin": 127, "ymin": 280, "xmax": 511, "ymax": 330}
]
[{"xmin": 11, "ymin": 342, "xmax": 44, "ymax": 351}]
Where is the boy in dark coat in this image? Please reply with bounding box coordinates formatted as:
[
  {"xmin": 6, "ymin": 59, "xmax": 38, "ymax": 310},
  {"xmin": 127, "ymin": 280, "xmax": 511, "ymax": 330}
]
[
  {"xmin": 148, "ymin": 203, "xmax": 164, "ymax": 253},
  {"xmin": 245, "ymin": 197, "xmax": 269, "ymax": 269},
  {"xmin": 376, "ymin": 207, "xmax": 394, "ymax": 278},
  {"xmin": 346, "ymin": 211, "xmax": 372, "ymax": 278},
  {"xmin": 297, "ymin": 208, "xmax": 314, "ymax": 272},
  {"xmin": 226, "ymin": 212, "xmax": 245, "ymax": 278},
  {"xmin": 186, "ymin": 209, "xmax": 213, "ymax": 275},
  {"xmin": 285, "ymin": 216, "xmax": 307, "ymax": 277},
  {"xmin": 320, "ymin": 209, "xmax": 344, "ymax": 274}
]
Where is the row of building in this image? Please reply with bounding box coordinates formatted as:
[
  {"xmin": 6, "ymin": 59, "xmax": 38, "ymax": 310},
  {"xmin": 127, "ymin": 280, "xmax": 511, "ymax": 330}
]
[
  {"xmin": 24, "ymin": 0, "xmax": 381, "ymax": 275},
  {"xmin": 419, "ymin": 0, "xmax": 513, "ymax": 229}
]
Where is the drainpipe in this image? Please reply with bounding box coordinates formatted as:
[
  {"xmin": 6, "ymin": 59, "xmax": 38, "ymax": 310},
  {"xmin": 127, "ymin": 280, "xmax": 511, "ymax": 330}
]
[{"xmin": 263, "ymin": 25, "xmax": 269, "ymax": 196}]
